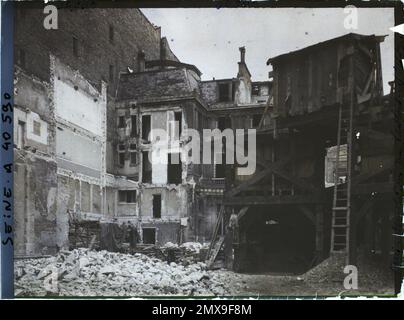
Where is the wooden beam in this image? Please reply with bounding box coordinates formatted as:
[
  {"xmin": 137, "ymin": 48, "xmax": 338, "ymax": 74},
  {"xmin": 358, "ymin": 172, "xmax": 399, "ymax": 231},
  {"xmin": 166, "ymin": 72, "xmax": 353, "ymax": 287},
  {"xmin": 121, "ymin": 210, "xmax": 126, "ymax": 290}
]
[
  {"xmin": 255, "ymin": 158, "xmax": 321, "ymax": 194},
  {"xmin": 299, "ymin": 205, "xmax": 315, "ymax": 225},
  {"xmin": 237, "ymin": 206, "xmax": 249, "ymax": 222},
  {"xmin": 224, "ymin": 195, "xmax": 322, "ymax": 206},
  {"xmin": 226, "ymin": 157, "xmax": 291, "ymax": 198}
]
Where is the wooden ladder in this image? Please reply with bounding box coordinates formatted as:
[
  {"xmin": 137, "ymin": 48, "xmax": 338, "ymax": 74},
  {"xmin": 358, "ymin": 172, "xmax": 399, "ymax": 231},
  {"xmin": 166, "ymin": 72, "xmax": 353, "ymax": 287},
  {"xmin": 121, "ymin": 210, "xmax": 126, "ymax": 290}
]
[
  {"xmin": 206, "ymin": 205, "xmax": 225, "ymax": 268},
  {"xmin": 330, "ymin": 99, "xmax": 353, "ymax": 256}
]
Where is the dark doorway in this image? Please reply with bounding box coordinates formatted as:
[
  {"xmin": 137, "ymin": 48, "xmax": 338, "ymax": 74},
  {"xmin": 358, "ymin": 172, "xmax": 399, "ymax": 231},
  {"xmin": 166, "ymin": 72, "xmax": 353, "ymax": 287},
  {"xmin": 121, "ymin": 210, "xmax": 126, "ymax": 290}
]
[
  {"xmin": 143, "ymin": 228, "xmax": 156, "ymax": 244},
  {"xmin": 153, "ymin": 194, "xmax": 162, "ymax": 219},
  {"xmin": 236, "ymin": 206, "xmax": 315, "ymax": 274}
]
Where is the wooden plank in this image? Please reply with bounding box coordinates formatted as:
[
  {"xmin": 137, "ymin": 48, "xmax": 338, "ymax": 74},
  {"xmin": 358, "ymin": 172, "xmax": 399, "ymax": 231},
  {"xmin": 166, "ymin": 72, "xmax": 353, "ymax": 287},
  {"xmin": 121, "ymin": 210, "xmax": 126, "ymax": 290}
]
[
  {"xmin": 226, "ymin": 157, "xmax": 291, "ymax": 198},
  {"xmin": 224, "ymin": 195, "xmax": 322, "ymax": 206},
  {"xmin": 237, "ymin": 206, "xmax": 249, "ymax": 222},
  {"xmin": 299, "ymin": 205, "xmax": 316, "ymax": 224}
]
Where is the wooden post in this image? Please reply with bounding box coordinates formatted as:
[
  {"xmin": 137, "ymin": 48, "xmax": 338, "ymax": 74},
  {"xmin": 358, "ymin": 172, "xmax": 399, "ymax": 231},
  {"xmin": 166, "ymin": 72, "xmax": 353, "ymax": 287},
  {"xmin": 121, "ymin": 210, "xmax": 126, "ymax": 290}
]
[{"xmin": 315, "ymin": 205, "xmax": 325, "ymax": 262}]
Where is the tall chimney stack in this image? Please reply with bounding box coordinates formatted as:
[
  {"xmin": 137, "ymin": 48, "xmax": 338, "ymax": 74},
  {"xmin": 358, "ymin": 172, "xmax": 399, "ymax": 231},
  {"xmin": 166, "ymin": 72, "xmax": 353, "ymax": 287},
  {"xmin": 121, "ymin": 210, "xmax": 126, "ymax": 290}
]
[
  {"xmin": 239, "ymin": 46, "xmax": 246, "ymax": 64},
  {"xmin": 160, "ymin": 38, "xmax": 167, "ymax": 61},
  {"xmin": 137, "ymin": 50, "xmax": 145, "ymax": 72}
]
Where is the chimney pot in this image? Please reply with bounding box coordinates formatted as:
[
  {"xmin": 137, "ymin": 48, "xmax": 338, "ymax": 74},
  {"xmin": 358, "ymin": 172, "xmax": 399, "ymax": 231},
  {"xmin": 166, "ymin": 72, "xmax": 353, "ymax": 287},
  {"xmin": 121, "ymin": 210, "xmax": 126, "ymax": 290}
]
[{"xmin": 239, "ymin": 46, "xmax": 246, "ymax": 63}]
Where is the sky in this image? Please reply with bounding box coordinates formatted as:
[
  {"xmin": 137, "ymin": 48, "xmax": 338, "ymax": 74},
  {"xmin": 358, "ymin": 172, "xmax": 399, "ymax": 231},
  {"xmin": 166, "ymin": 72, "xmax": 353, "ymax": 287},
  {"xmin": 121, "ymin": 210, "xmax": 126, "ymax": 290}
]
[{"xmin": 142, "ymin": 7, "xmax": 394, "ymax": 94}]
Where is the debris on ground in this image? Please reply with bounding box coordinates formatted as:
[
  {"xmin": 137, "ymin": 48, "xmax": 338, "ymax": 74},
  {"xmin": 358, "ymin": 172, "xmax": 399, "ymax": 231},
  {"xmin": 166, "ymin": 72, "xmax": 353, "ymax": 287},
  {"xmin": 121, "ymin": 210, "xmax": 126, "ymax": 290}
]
[{"xmin": 14, "ymin": 248, "xmax": 232, "ymax": 297}]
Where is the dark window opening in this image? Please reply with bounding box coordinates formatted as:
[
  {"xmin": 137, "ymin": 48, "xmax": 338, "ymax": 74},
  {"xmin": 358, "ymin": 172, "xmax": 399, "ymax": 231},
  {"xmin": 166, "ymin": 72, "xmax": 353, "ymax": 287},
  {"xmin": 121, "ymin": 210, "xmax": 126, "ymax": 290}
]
[
  {"xmin": 174, "ymin": 111, "xmax": 182, "ymax": 136},
  {"xmin": 252, "ymin": 85, "xmax": 260, "ymax": 96},
  {"xmin": 143, "ymin": 228, "xmax": 156, "ymax": 244},
  {"xmin": 118, "ymin": 116, "xmax": 125, "ymax": 128},
  {"xmin": 129, "ymin": 143, "xmax": 136, "ymax": 150},
  {"xmin": 109, "ymin": 24, "xmax": 114, "ymax": 43},
  {"xmin": 252, "ymin": 114, "xmax": 261, "ymax": 128},
  {"xmin": 118, "ymin": 152, "xmax": 125, "ymax": 167},
  {"xmin": 218, "ymin": 83, "xmax": 231, "ymax": 102},
  {"xmin": 109, "ymin": 64, "xmax": 114, "ymax": 82},
  {"xmin": 215, "ymin": 163, "xmax": 226, "ymax": 179},
  {"xmin": 218, "ymin": 117, "xmax": 226, "ymax": 131},
  {"xmin": 131, "ymin": 115, "xmax": 137, "ymax": 137},
  {"xmin": 142, "ymin": 151, "xmax": 152, "ymax": 183},
  {"xmin": 33, "ymin": 120, "xmax": 41, "ymax": 136},
  {"xmin": 19, "ymin": 49, "xmax": 26, "ymax": 68},
  {"xmin": 153, "ymin": 194, "xmax": 162, "ymax": 219},
  {"xmin": 118, "ymin": 190, "xmax": 137, "ymax": 203},
  {"xmin": 167, "ymin": 153, "xmax": 182, "ymax": 184},
  {"xmin": 118, "ymin": 144, "xmax": 125, "ymax": 151},
  {"xmin": 130, "ymin": 152, "xmax": 137, "ymax": 167},
  {"xmin": 141, "ymin": 115, "xmax": 151, "ymax": 142},
  {"xmin": 73, "ymin": 37, "xmax": 79, "ymax": 57}
]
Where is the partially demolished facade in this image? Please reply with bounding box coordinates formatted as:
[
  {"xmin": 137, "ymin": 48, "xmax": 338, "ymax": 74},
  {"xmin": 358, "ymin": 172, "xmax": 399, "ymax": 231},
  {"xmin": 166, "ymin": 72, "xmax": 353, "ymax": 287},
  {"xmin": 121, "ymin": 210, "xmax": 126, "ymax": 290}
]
[
  {"xmin": 14, "ymin": 8, "xmax": 394, "ymax": 277},
  {"xmin": 13, "ymin": 7, "xmax": 270, "ymax": 256}
]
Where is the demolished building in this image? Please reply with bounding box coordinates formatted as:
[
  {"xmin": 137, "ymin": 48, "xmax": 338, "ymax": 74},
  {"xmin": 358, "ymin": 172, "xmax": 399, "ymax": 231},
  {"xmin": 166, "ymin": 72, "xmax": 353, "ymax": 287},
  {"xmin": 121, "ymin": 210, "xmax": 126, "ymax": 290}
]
[
  {"xmin": 14, "ymin": 7, "xmax": 395, "ymax": 279},
  {"xmin": 13, "ymin": 7, "xmax": 270, "ymax": 256}
]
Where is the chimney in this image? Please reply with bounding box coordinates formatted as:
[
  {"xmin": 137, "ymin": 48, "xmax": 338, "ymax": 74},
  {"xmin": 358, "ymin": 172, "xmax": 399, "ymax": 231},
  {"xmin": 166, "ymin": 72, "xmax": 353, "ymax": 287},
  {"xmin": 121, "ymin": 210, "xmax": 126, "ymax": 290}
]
[
  {"xmin": 137, "ymin": 50, "xmax": 145, "ymax": 72},
  {"xmin": 160, "ymin": 38, "xmax": 167, "ymax": 61},
  {"xmin": 239, "ymin": 46, "xmax": 246, "ymax": 64}
]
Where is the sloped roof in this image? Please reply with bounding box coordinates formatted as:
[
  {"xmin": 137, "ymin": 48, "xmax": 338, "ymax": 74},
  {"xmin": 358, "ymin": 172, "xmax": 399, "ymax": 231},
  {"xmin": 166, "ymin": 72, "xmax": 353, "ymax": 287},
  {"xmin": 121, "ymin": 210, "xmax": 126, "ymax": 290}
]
[{"xmin": 266, "ymin": 33, "xmax": 386, "ymax": 65}]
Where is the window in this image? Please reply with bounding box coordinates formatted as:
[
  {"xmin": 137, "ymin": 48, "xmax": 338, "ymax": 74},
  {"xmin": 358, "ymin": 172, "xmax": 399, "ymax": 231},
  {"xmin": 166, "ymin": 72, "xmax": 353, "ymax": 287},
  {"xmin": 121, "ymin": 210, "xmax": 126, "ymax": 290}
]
[
  {"xmin": 118, "ymin": 152, "xmax": 125, "ymax": 167},
  {"xmin": 218, "ymin": 117, "xmax": 226, "ymax": 131},
  {"xmin": 129, "ymin": 143, "xmax": 137, "ymax": 150},
  {"xmin": 130, "ymin": 152, "xmax": 137, "ymax": 167},
  {"xmin": 142, "ymin": 151, "xmax": 152, "ymax": 183},
  {"xmin": 252, "ymin": 114, "xmax": 261, "ymax": 128},
  {"xmin": 141, "ymin": 115, "xmax": 151, "ymax": 142},
  {"xmin": 33, "ymin": 120, "xmax": 41, "ymax": 136},
  {"xmin": 252, "ymin": 84, "xmax": 260, "ymax": 96},
  {"xmin": 109, "ymin": 64, "xmax": 114, "ymax": 82},
  {"xmin": 143, "ymin": 228, "xmax": 156, "ymax": 244},
  {"xmin": 153, "ymin": 194, "xmax": 161, "ymax": 218},
  {"xmin": 218, "ymin": 83, "xmax": 231, "ymax": 102},
  {"xmin": 118, "ymin": 144, "xmax": 125, "ymax": 151},
  {"xmin": 118, "ymin": 116, "xmax": 125, "ymax": 128},
  {"xmin": 73, "ymin": 37, "xmax": 79, "ymax": 57},
  {"xmin": 174, "ymin": 111, "xmax": 182, "ymax": 136},
  {"xmin": 214, "ymin": 151, "xmax": 226, "ymax": 179},
  {"xmin": 131, "ymin": 115, "xmax": 137, "ymax": 137},
  {"xmin": 167, "ymin": 153, "xmax": 182, "ymax": 184},
  {"xmin": 16, "ymin": 121, "xmax": 26, "ymax": 149},
  {"xmin": 109, "ymin": 24, "xmax": 114, "ymax": 44},
  {"xmin": 19, "ymin": 48, "xmax": 26, "ymax": 68},
  {"xmin": 118, "ymin": 190, "xmax": 137, "ymax": 203}
]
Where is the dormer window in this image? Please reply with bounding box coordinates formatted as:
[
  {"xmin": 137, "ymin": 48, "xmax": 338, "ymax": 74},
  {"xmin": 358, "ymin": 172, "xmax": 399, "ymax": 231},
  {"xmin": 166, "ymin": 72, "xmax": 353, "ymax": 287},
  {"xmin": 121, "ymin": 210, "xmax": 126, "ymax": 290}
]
[{"xmin": 218, "ymin": 83, "xmax": 231, "ymax": 102}]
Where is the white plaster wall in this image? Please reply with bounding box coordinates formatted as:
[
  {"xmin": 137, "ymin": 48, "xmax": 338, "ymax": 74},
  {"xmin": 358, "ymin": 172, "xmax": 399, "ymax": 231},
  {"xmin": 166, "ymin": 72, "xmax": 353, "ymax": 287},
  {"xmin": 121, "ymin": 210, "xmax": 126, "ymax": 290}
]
[
  {"xmin": 56, "ymin": 127, "xmax": 102, "ymax": 171},
  {"xmin": 54, "ymin": 79, "xmax": 103, "ymax": 136}
]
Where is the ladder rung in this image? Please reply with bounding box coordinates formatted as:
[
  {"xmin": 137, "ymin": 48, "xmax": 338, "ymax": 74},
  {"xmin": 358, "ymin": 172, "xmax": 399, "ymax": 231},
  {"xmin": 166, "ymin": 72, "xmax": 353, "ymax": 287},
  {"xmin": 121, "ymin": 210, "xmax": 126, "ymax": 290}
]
[
  {"xmin": 333, "ymin": 207, "xmax": 348, "ymax": 210},
  {"xmin": 332, "ymin": 224, "xmax": 349, "ymax": 228}
]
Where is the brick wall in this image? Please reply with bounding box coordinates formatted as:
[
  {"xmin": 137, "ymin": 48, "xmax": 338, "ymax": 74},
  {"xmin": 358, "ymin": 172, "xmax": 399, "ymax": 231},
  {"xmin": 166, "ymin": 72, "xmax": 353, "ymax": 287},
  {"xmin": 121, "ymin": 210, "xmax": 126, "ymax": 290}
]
[{"xmin": 14, "ymin": 7, "xmax": 162, "ymax": 97}]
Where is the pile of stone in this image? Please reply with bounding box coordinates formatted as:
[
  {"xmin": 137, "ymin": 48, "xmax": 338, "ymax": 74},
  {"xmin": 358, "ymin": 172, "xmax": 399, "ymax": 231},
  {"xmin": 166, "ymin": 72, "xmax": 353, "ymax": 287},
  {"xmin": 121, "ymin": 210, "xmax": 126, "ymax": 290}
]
[{"xmin": 14, "ymin": 248, "xmax": 230, "ymax": 297}]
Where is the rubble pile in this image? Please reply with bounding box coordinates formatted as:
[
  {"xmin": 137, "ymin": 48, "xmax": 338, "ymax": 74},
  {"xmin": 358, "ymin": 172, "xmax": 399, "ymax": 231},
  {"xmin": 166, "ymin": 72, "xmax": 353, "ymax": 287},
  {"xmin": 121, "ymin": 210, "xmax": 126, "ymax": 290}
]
[
  {"xmin": 14, "ymin": 248, "xmax": 231, "ymax": 297},
  {"xmin": 161, "ymin": 242, "xmax": 209, "ymax": 265}
]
